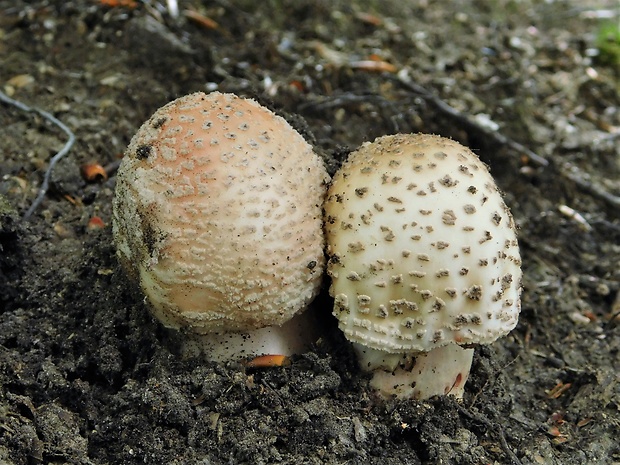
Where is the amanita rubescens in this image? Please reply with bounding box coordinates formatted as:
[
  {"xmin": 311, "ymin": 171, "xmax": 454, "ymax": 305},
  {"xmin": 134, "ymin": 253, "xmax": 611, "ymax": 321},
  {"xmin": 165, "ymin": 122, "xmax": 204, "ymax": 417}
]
[
  {"xmin": 113, "ymin": 91, "xmax": 329, "ymax": 361},
  {"xmin": 324, "ymin": 133, "xmax": 522, "ymax": 399}
]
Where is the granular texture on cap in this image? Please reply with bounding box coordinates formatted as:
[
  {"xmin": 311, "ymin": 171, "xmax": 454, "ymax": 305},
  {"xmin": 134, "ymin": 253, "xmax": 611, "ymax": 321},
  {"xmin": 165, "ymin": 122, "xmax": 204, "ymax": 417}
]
[
  {"xmin": 113, "ymin": 92, "xmax": 329, "ymax": 334},
  {"xmin": 325, "ymin": 133, "xmax": 522, "ymax": 353}
]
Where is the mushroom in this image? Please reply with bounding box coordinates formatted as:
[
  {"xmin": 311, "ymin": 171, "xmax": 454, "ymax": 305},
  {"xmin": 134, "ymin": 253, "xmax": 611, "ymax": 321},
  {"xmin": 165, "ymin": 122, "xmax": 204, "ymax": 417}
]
[
  {"xmin": 112, "ymin": 91, "xmax": 329, "ymax": 362},
  {"xmin": 324, "ymin": 133, "xmax": 522, "ymax": 399}
]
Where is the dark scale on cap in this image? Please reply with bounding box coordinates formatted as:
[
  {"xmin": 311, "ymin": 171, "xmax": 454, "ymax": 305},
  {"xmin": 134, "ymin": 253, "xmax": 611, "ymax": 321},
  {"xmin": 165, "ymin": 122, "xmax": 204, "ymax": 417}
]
[
  {"xmin": 355, "ymin": 187, "xmax": 369, "ymax": 197},
  {"xmin": 453, "ymin": 314, "xmax": 468, "ymax": 327},
  {"xmin": 377, "ymin": 305, "xmax": 389, "ymax": 318},
  {"xmin": 152, "ymin": 117, "xmax": 167, "ymax": 129},
  {"xmin": 465, "ymin": 285, "xmax": 482, "ymax": 300},
  {"xmin": 479, "ymin": 231, "xmax": 493, "ymax": 244},
  {"xmin": 136, "ymin": 144, "xmax": 152, "ymax": 160},
  {"xmin": 459, "ymin": 165, "xmax": 472, "ymax": 176},
  {"xmin": 348, "ymin": 242, "xmax": 365, "ymax": 253},
  {"xmin": 439, "ymin": 175, "xmax": 458, "ymax": 187},
  {"xmin": 442, "ymin": 210, "xmax": 457, "ymax": 225},
  {"xmin": 409, "ymin": 270, "xmax": 426, "ymax": 278},
  {"xmin": 464, "ymin": 204, "xmax": 476, "ymax": 214},
  {"xmin": 420, "ymin": 290, "xmax": 434, "ymax": 300}
]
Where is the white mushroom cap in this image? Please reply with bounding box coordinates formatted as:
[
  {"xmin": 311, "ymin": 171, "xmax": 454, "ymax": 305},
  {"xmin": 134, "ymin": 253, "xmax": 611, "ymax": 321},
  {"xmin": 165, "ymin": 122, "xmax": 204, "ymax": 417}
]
[
  {"xmin": 113, "ymin": 92, "xmax": 329, "ymax": 337},
  {"xmin": 325, "ymin": 133, "xmax": 522, "ymax": 357}
]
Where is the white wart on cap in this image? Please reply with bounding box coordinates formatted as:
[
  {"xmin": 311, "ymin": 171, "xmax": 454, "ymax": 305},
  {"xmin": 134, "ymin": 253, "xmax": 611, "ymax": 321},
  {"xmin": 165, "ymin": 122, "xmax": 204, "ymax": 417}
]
[
  {"xmin": 112, "ymin": 92, "xmax": 329, "ymax": 360},
  {"xmin": 325, "ymin": 133, "xmax": 522, "ymax": 399}
]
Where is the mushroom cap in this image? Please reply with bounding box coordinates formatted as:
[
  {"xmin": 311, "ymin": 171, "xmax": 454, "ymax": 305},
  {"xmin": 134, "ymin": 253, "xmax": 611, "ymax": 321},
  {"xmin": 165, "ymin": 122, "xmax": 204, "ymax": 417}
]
[
  {"xmin": 113, "ymin": 92, "xmax": 329, "ymax": 334},
  {"xmin": 325, "ymin": 133, "xmax": 521, "ymax": 353}
]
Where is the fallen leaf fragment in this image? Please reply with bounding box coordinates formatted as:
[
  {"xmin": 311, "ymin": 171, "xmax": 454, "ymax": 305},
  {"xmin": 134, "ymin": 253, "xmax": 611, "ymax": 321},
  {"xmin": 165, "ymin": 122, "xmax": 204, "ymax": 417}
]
[
  {"xmin": 349, "ymin": 59, "xmax": 397, "ymax": 73},
  {"xmin": 546, "ymin": 381, "xmax": 572, "ymax": 399},
  {"xmin": 100, "ymin": 0, "xmax": 138, "ymax": 8},
  {"xmin": 245, "ymin": 354, "xmax": 291, "ymax": 368},
  {"xmin": 87, "ymin": 216, "xmax": 105, "ymax": 231},
  {"xmin": 81, "ymin": 163, "xmax": 108, "ymax": 182},
  {"xmin": 184, "ymin": 9, "xmax": 219, "ymax": 30}
]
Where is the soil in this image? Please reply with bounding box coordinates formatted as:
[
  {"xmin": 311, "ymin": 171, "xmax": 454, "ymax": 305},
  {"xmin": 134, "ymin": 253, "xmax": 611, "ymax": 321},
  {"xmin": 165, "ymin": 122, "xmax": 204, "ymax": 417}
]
[{"xmin": 0, "ymin": 1, "xmax": 619, "ymax": 464}]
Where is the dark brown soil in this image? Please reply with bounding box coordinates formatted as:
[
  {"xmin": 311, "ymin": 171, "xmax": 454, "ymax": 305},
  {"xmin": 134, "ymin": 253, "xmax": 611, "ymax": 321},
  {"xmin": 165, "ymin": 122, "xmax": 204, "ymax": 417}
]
[{"xmin": 0, "ymin": 1, "xmax": 619, "ymax": 464}]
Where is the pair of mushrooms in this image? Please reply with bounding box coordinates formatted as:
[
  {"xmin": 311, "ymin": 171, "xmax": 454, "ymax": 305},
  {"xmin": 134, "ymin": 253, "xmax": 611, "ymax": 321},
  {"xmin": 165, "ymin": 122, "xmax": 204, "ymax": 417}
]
[{"xmin": 112, "ymin": 92, "xmax": 522, "ymax": 400}]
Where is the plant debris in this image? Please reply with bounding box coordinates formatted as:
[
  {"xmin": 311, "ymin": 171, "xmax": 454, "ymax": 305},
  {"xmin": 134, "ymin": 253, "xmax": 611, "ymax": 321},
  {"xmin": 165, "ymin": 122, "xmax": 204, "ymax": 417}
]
[{"xmin": 0, "ymin": 1, "xmax": 618, "ymax": 464}]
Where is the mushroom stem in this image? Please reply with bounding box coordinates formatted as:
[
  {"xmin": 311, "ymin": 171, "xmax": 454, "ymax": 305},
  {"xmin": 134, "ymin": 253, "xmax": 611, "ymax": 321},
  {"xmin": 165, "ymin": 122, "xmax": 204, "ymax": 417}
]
[
  {"xmin": 352, "ymin": 343, "xmax": 474, "ymax": 400},
  {"xmin": 185, "ymin": 308, "xmax": 321, "ymax": 362}
]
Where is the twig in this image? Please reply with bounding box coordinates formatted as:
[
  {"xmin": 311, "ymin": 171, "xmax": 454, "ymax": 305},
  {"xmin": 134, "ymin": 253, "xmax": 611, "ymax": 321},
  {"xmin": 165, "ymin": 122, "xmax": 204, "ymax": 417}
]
[
  {"xmin": 559, "ymin": 161, "xmax": 620, "ymax": 210},
  {"xmin": 393, "ymin": 71, "xmax": 550, "ymax": 167},
  {"xmin": 298, "ymin": 93, "xmax": 404, "ymax": 133},
  {"xmin": 456, "ymin": 403, "xmax": 523, "ymax": 465},
  {"xmin": 0, "ymin": 90, "xmax": 76, "ymax": 220},
  {"xmin": 298, "ymin": 93, "xmax": 389, "ymax": 111},
  {"xmin": 393, "ymin": 71, "xmax": 620, "ymax": 211}
]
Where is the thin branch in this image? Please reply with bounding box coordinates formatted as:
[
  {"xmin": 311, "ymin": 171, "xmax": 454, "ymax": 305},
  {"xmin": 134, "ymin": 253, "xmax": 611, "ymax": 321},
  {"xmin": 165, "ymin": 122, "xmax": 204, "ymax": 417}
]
[
  {"xmin": 393, "ymin": 72, "xmax": 620, "ymax": 211},
  {"xmin": 456, "ymin": 403, "xmax": 523, "ymax": 465},
  {"xmin": 559, "ymin": 161, "xmax": 620, "ymax": 210},
  {"xmin": 393, "ymin": 71, "xmax": 549, "ymax": 167},
  {"xmin": 0, "ymin": 90, "xmax": 76, "ymax": 220}
]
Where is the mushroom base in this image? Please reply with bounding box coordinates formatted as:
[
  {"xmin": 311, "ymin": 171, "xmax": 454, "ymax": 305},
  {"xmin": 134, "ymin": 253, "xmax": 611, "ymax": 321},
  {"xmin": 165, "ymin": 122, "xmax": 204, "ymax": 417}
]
[
  {"xmin": 352, "ymin": 343, "xmax": 474, "ymax": 400},
  {"xmin": 183, "ymin": 308, "xmax": 321, "ymax": 363}
]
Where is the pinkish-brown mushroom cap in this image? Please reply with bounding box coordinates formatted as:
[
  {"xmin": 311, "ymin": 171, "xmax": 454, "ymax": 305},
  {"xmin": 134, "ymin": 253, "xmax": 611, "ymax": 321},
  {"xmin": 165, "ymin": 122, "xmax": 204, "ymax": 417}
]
[{"xmin": 113, "ymin": 92, "xmax": 329, "ymax": 335}]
